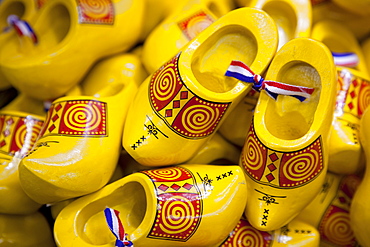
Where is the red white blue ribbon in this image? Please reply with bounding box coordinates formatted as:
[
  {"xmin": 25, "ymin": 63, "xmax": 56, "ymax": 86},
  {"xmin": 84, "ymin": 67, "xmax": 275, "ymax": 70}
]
[
  {"xmin": 332, "ymin": 52, "xmax": 359, "ymax": 67},
  {"xmin": 5, "ymin": 15, "xmax": 38, "ymax": 44},
  {"xmin": 225, "ymin": 60, "xmax": 314, "ymax": 102},
  {"xmin": 104, "ymin": 208, "xmax": 133, "ymax": 247}
]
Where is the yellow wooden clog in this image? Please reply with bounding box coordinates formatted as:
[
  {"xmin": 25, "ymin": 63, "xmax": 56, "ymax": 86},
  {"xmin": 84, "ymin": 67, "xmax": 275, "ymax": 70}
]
[
  {"xmin": 0, "ymin": 0, "xmax": 144, "ymax": 101},
  {"xmin": 311, "ymin": 20, "xmax": 370, "ymax": 175},
  {"xmin": 18, "ymin": 53, "xmax": 140, "ymax": 204},
  {"xmin": 54, "ymin": 164, "xmax": 247, "ymax": 247},
  {"xmin": 123, "ymin": 7, "xmax": 278, "ymax": 167},
  {"xmin": 350, "ymin": 107, "xmax": 370, "ymax": 247},
  {"xmin": 296, "ymin": 172, "xmax": 361, "ymax": 247},
  {"xmin": 241, "ymin": 0, "xmax": 312, "ymax": 50},
  {"xmin": 0, "ymin": 212, "xmax": 56, "ymax": 247},
  {"xmin": 0, "ymin": 94, "xmax": 45, "ymax": 215},
  {"xmin": 240, "ymin": 37, "xmax": 337, "ymax": 231},
  {"xmin": 141, "ymin": 0, "xmax": 235, "ymax": 74},
  {"xmin": 220, "ymin": 217, "xmax": 320, "ymax": 246}
]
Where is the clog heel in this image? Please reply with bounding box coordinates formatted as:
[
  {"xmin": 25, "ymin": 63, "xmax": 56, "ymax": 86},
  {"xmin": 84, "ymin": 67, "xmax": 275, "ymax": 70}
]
[
  {"xmin": 0, "ymin": 94, "xmax": 45, "ymax": 215},
  {"xmin": 54, "ymin": 164, "xmax": 247, "ymax": 247},
  {"xmin": 123, "ymin": 7, "xmax": 278, "ymax": 167},
  {"xmin": 0, "ymin": 212, "xmax": 56, "ymax": 247},
  {"xmin": 18, "ymin": 53, "xmax": 140, "ymax": 204},
  {"xmin": 0, "ymin": 0, "xmax": 144, "ymax": 101},
  {"xmin": 240, "ymin": 37, "xmax": 337, "ymax": 231},
  {"xmin": 141, "ymin": 0, "xmax": 235, "ymax": 73},
  {"xmin": 350, "ymin": 107, "xmax": 370, "ymax": 247},
  {"xmin": 296, "ymin": 172, "xmax": 361, "ymax": 247},
  {"xmin": 311, "ymin": 20, "xmax": 370, "ymax": 175},
  {"xmin": 220, "ymin": 217, "xmax": 320, "ymax": 246}
]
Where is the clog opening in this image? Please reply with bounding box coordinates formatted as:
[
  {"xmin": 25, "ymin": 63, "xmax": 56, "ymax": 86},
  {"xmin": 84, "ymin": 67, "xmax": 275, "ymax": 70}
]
[
  {"xmin": 77, "ymin": 182, "xmax": 147, "ymax": 245},
  {"xmin": 0, "ymin": 2, "xmax": 25, "ymax": 29},
  {"xmin": 265, "ymin": 61, "xmax": 321, "ymax": 140},
  {"xmin": 262, "ymin": 1, "xmax": 297, "ymax": 50},
  {"xmin": 191, "ymin": 25, "xmax": 257, "ymax": 93},
  {"xmin": 37, "ymin": 3, "xmax": 70, "ymax": 50},
  {"xmin": 320, "ymin": 37, "xmax": 360, "ymax": 72}
]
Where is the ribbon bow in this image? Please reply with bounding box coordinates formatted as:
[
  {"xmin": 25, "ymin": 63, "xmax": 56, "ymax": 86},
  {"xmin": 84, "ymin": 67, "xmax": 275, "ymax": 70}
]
[
  {"xmin": 225, "ymin": 60, "xmax": 314, "ymax": 102},
  {"xmin": 5, "ymin": 15, "xmax": 38, "ymax": 44},
  {"xmin": 332, "ymin": 52, "xmax": 359, "ymax": 68},
  {"xmin": 104, "ymin": 208, "xmax": 134, "ymax": 247}
]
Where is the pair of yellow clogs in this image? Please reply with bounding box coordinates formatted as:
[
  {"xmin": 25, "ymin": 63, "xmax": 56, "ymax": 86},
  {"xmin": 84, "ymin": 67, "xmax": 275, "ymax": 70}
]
[
  {"xmin": 0, "ymin": 0, "xmax": 144, "ymax": 101},
  {"xmin": 123, "ymin": 7, "xmax": 279, "ymax": 167}
]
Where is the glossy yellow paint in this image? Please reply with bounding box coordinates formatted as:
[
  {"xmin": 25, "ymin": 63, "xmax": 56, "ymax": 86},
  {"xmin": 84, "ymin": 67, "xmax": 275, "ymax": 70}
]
[
  {"xmin": 240, "ymin": 37, "xmax": 337, "ymax": 231},
  {"xmin": 123, "ymin": 7, "xmax": 278, "ymax": 167},
  {"xmin": 54, "ymin": 164, "xmax": 247, "ymax": 247},
  {"xmin": 18, "ymin": 53, "xmax": 140, "ymax": 204},
  {"xmin": 0, "ymin": 0, "xmax": 144, "ymax": 100}
]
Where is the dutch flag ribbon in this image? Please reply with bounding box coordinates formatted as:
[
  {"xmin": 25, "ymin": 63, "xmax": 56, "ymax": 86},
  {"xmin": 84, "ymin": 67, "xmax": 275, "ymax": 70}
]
[
  {"xmin": 104, "ymin": 208, "xmax": 134, "ymax": 247},
  {"xmin": 332, "ymin": 52, "xmax": 359, "ymax": 68},
  {"xmin": 225, "ymin": 60, "xmax": 315, "ymax": 102},
  {"xmin": 6, "ymin": 15, "xmax": 38, "ymax": 44}
]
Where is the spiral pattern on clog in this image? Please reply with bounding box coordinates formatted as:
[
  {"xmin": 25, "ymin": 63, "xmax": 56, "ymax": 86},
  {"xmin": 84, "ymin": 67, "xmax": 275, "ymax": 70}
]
[
  {"xmin": 282, "ymin": 150, "xmax": 320, "ymax": 182},
  {"xmin": 15, "ymin": 121, "xmax": 42, "ymax": 152},
  {"xmin": 181, "ymin": 104, "xmax": 219, "ymax": 135},
  {"xmin": 323, "ymin": 211, "xmax": 354, "ymax": 245},
  {"xmin": 185, "ymin": 14, "xmax": 213, "ymax": 40},
  {"xmin": 63, "ymin": 103, "xmax": 102, "ymax": 132},
  {"xmin": 245, "ymin": 134, "xmax": 264, "ymax": 171},
  {"xmin": 79, "ymin": 0, "xmax": 111, "ymax": 19},
  {"xmin": 358, "ymin": 80, "xmax": 370, "ymax": 116},
  {"xmin": 159, "ymin": 195, "xmax": 198, "ymax": 234},
  {"xmin": 152, "ymin": 63, "xmax": 178, "ymax": 102}
]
